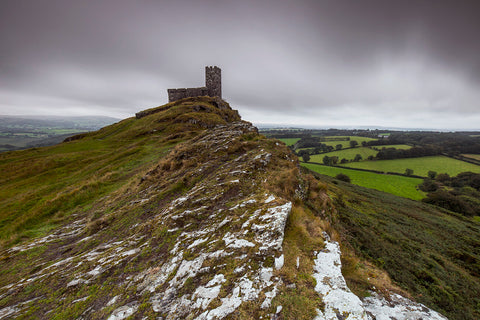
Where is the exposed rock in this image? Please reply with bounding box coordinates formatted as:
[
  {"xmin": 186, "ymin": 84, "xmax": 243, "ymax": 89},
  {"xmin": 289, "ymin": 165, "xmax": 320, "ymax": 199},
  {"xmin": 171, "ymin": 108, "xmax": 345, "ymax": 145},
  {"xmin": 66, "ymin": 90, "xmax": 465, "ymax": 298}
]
[
  {"xmin": 0, "ymin": 119, "xmax": 295, "ymax": 319},
  {"xmin": 0, "ymin": 99, "xmax": 449, "ymax": 319},
  {"xmin": 313, "ymin": 232, "xmax": 448, "ymax": 320}
]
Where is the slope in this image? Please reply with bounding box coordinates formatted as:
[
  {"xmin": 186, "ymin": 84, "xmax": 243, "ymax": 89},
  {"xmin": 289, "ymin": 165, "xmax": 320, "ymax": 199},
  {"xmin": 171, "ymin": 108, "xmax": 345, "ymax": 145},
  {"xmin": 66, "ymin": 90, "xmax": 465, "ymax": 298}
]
[
  {"xmin": 0, "ymin": 97, "xmax": 240, "ymax": 247},
  {"xmin": 307, "ymin": 171, "xmax": 480, "ymax": 319},
  {"xmin": 0, "ymin": 96, "xmax": 462, "ymax": 319}
]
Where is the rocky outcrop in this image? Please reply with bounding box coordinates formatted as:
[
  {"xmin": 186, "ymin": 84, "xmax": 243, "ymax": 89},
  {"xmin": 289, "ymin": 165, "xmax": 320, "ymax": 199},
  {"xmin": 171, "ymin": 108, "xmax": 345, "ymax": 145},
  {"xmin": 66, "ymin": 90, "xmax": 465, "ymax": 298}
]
[
  {"xmin": 0, "ymin": 98, "xmax": 448, "ymax": 319},
  {"xmin": 312, "ymin": 232, "xmax": 447, "ymax": 320},
  {"xmin": 0, "ymin": 119, "xmax": 298, "ymax": 319}
]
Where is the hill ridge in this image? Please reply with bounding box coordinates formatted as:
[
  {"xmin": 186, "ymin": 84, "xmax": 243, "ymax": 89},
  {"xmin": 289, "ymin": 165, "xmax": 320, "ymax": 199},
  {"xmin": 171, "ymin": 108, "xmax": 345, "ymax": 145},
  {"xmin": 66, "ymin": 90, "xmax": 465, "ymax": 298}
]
[{"xmin": 0, "ymin": 97, "xmax": 466, "ymax": 319}]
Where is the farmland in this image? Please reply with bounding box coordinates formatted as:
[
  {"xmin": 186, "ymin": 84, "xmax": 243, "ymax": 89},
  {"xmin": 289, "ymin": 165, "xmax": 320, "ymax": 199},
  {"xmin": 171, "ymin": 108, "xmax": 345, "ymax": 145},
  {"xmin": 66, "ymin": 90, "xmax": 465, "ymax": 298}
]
[
  {"xmin": 344, "ymin": 155, "xmax": 480, "ymax": 177},
  {"xmin": 312, "ymin": 136, "xmax": 377, "ymax": 149},
  {"xmin": 373, "ymin": 144, "xmax": 411, "ymax": 150},
  {"xmin": 302, "ymin": 162, "xmax": 425, "ymax": 200},
  {"xmin": 278, "ymin": 137, "xmax": 300, "ymax": 146},
  {"xmin": 264, "ymin": 128, "xmax": 480, "ymax": 201},
  {"xmin": 0, "ymin": 115, "xmax": 119, "ymax": 152},
  {"xmin": 309, "ymin": 147, "xmax": 378, "ymax": 162}
]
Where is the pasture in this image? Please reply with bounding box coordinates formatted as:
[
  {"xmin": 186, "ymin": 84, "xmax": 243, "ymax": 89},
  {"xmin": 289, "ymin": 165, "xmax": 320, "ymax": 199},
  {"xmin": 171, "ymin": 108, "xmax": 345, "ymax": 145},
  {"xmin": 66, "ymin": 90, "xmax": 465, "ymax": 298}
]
[
  {"xmin": 373, "ymin": 144, "xmax": 412, "ymax": 150},
  {"xmin": 277, "ymin": 138, "xmax": 300, "ymax": 146},
  {"xmin": 309, "ymin": 147, "xmax": 377, "ymax": 162},
  {"xmin": 344, "ymin": 155, "xmax": 480, "ymax": 177},
  {"xmin": 302, "ymin": 163, "xmax": 425, "ymax": 200}
]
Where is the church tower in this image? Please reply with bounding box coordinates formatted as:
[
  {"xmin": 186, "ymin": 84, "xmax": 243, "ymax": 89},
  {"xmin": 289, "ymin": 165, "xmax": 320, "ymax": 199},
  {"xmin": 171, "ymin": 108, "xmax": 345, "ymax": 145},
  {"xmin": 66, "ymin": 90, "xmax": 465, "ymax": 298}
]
[{"xmin": 205, "ymin": 66, "xmax": 221, "ymax": 98}]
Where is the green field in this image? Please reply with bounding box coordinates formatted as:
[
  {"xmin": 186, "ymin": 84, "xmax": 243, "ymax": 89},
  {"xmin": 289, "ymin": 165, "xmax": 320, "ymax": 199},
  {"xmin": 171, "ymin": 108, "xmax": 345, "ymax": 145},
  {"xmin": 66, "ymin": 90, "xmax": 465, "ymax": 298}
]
[
  {"xmin": 374, "ymin": 144, "xmax": 412, "ymax": 150},
  {"xmin": 309, "ymin": 147, "xmax": 378, "ymax": 162},
  {"xmin": 344, "ymin": 156, "xmax": 480, "ymax": 177},
  {"xmin": 302, "ymin": 163, "xmax": 425, "ymax": 200},
  {"xmin": 312, "ymin": 136, "xmax": 378, "ymax": 149},
  {"xmin": 277, "ymin": 138, "xmax": 300, "ymax": 146}
]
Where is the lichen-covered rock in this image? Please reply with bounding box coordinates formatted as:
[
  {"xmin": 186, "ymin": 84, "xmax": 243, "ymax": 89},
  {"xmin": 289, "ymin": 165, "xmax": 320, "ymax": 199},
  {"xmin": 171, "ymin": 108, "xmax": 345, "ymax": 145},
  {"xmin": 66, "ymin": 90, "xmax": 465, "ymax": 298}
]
[
  {"xmin": 0, "ymin": 119, "xmax": 297, "ymax": 319},
  {"xmin": 0, "ymin": 99, "xmax": 449, "ymax": 320},
  {"xmin": 313, "ymin": 233, "xmax": 448, "ymax": 320}
]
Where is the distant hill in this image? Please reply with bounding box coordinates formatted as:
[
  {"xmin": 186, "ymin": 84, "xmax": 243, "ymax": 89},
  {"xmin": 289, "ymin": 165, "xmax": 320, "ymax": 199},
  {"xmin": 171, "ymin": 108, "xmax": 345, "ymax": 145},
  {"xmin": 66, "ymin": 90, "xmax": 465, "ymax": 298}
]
[
  {"xmin": 0, "ymin": 97, "xmax": 477, "ymax": 319},
  {"xmin": 0, "ymin": 115, "xmax": 120, "ymax": 152}
]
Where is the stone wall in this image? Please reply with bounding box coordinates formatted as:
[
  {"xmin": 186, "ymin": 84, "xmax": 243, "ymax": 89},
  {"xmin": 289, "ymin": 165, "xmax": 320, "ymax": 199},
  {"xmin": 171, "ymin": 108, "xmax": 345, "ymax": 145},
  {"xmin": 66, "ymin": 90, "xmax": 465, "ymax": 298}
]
[
  {"xmin": 167, "ymin": 66, "xmax": 222, "ymax": 102},
  {"xmin": 167, "ymin": 87, "xmax": 209, "ymax": 102}
]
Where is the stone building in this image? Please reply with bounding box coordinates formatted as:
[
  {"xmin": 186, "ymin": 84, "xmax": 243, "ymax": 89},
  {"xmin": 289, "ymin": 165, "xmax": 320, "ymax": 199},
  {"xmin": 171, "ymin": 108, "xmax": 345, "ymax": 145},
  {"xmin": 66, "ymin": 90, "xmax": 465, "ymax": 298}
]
[{"xmin": 168, "ymin": 66, "xmax": 222, "ymax": 102}]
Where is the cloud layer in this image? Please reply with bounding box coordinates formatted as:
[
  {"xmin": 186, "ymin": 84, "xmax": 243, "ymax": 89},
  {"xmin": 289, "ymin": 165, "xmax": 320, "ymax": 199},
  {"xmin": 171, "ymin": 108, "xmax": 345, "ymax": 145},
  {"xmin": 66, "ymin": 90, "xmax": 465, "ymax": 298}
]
[{"xmin": 1, "ymin": 0, "xmax": 480, "ymax": 129}]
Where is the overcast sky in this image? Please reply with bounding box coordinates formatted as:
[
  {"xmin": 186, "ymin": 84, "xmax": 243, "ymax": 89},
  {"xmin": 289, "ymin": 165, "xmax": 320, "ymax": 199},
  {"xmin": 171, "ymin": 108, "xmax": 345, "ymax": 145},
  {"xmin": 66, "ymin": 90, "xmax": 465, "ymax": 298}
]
[{"xmin": 1, "ymin": 0, "xmax": 480, "ymax": 130}]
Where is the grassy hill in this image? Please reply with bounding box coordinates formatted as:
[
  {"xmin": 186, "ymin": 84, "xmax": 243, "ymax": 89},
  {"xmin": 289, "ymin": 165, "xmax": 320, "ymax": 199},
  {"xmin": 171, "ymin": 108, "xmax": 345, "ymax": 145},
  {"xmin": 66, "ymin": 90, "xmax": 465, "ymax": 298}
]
[
  {"xmin": 0, "ymin": 97, "xmax": 240, "ymax": 247},
  {"xmin": 1, "ymin": 97, "xmax": 479, "ymax": 319},
  {"xmin": 0, "ymin": 97, "xmax": 334, "ymax": 319}
]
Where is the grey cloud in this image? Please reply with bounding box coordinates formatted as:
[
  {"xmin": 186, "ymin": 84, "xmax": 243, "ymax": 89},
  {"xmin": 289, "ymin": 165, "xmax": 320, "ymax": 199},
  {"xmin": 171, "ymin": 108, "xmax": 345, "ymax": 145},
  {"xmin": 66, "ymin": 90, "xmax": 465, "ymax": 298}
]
[{"xmin": 1, "ymin": 0, "xmax": 479, "ymax": 129}]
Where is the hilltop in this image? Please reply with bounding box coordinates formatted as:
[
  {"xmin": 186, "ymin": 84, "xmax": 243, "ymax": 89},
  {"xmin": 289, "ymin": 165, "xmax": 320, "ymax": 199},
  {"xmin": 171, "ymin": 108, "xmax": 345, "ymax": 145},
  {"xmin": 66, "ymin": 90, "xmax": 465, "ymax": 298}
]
[{"xmin": 0, "ymin": 97, "xmax": 478, "ymax": 319}]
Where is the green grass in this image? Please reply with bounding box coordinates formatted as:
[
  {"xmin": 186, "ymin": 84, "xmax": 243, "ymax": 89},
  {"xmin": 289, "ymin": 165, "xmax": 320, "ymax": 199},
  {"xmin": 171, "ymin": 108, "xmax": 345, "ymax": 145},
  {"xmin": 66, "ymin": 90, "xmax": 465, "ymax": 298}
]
[
  {"xmin": 0, "ymin": 97, "xmax": 240, "ymax": 247},
  {"xmin": 312, "ymin": 173, "xmax": 480, "ymax": 320},
  {"xmin": 302, "ymin": 163, "xmax": 425, "ymax": 200},
  {"xmin": 309, "ymin": 147, "xmax": 378, "ymax": 162},
  {"xmin": 307, "ymin": 136, "xmax": 378, "ymax": 149},
  {"xmin": 343, "ymin": 156, "xmax": 480, "ymax": 177},
  {"xmin": 278, "ymin": 138, "xmax": 300, "ymax": 146},
  {"xmin": 374, "ymin": 144, "xmax": 412, "ymax": 150}
]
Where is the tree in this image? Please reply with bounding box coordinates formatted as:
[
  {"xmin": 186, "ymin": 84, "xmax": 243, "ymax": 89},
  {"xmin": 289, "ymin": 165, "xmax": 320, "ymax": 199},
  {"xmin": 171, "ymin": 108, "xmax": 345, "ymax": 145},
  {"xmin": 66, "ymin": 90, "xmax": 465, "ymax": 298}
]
[
  {"xmin": 301, "ymin": 153, "xmax": 310, "ymax": 163},
  {"xmin": 331, "ymin": 156, "xmax": 339, "ymax": 165},
  {"xmin": 428, "ymin": 171, "xmax": 437, "ymax": 179},
  {"xmin": 336, "ymin": 144, "xmax": 343, "ymax": 150},
  {"xmin": 354, "ymin": 154, "xmax": 363, "ymax": 162},
  {"xmin": 340, "ymin": 158, "xmax": 348, "ymax": 164},
  {"xmin": 350, "ymin": 140, "xmax": 358, "ymax": 148},
  {"xmin": 405, "ymin": 168, "xmax": 414, "ymax": 176},
  {"xmin": 323, "ymin": 155, "xmax": 331, "ymax": 165}
]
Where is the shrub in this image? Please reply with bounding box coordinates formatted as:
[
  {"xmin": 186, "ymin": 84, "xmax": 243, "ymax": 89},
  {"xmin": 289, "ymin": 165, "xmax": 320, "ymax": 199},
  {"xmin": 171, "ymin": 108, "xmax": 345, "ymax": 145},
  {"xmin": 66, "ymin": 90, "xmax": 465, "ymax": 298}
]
[
  {"xmin": 422, "ymin": 191, "xmax": 476, "ymax": 216},
  {"xmin": 419, "ymin": 179, "xmax": 439, "ymax": 192},
  {"xmin": 302, "ymin": 154, "xmax": 311, "ymax": 163},
  {"xmin": 335, "ymin": 173, "xmax": 351, "ymax": 183}
]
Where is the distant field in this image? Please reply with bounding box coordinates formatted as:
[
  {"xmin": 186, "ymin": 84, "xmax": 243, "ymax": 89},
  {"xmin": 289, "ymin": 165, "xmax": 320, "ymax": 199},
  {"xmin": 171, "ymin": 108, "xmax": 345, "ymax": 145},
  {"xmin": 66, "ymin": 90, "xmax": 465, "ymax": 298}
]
[
  {"xmin": 277, "ymin": 138, "xmax": 300, "ymax": 146},
  {"xmin": 315, "ymin": 136, "xmax": 378, "ymax": 149},
  {"xmin": 374, "ymin": 144, "xmax": 412, "ymax": 150},
  {"xmin": 310, "ymin": 147, "xmax": 378, "ymax": 162},
  {"xmin": 344, "ymin": 156, "xmax": 480, "ymax": 177},
  {"xmin": 302, "ymin": 163, "xmax": 425, "ymax": 200},
  {"xmin": 463, "ymin": 154, "xmax": 480, "ymax": 161}
]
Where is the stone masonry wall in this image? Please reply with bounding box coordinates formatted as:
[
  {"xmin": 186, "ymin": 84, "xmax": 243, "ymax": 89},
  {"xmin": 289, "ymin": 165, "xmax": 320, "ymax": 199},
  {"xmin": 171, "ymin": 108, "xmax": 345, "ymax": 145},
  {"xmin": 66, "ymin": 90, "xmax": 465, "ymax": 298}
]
[
  {"xmin": 168, "ymin": 87, "xmax": 209, "ymax": 103},
  {"xmin": 168, "ymin": 66, "xmax": 222, "ymax": 102},
  {"xmin": 206, "ymin": 66, "xmax": 221, "ymax": 98}
]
